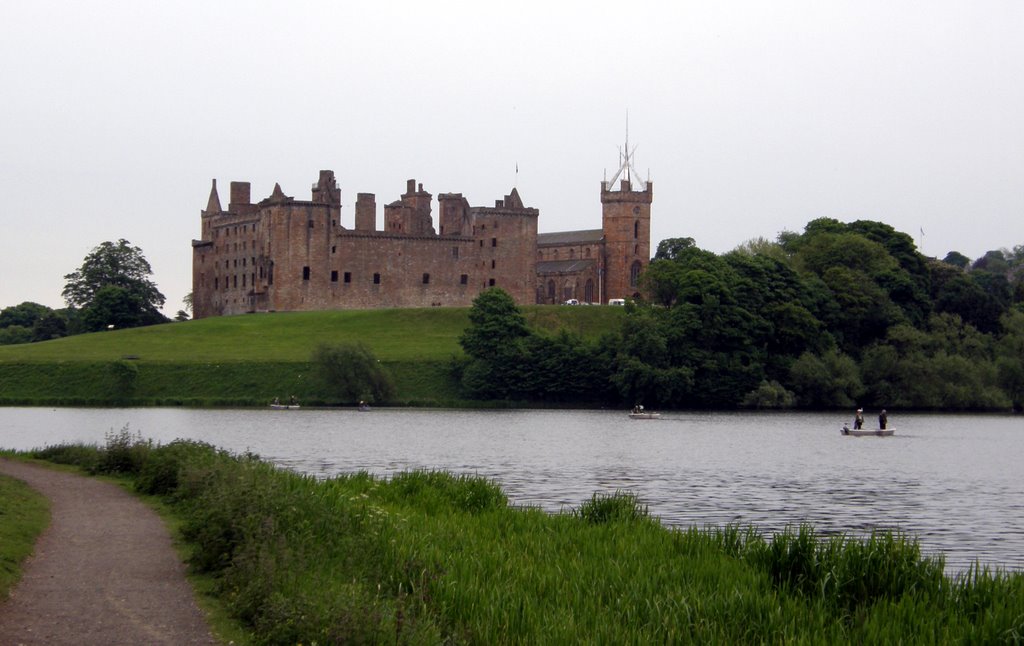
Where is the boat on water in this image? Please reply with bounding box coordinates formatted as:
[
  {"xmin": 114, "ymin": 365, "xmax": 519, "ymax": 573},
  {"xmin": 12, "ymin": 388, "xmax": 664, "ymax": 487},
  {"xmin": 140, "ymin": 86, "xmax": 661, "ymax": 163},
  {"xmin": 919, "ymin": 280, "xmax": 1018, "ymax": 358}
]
[
  {"xmin": 270, "ymin": 404, "xmax": 300, "ymax": 410},
  {"xmin": 629, "ymin": 412, "xmax": 661, "ymax": 419},
  {"xmin": 841, "ymin": 425, "xmax": 893, "ymax": 437}
]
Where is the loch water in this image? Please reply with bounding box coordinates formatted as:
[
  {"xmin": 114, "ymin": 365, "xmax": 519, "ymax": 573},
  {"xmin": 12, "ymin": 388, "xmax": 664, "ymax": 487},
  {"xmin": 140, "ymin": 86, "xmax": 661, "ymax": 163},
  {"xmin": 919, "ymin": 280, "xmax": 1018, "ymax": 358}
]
[{"xmin": 1, "ymin": 407, "xmax": 1020, "ymax": 574}]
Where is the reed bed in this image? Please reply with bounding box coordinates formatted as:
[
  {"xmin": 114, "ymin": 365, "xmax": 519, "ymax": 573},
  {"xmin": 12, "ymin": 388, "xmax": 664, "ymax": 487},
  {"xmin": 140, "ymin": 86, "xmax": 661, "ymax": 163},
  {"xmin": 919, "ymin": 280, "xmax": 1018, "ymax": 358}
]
[{"xmin": 27, "ymin": 432, "xmax": 1024, "ymax": 644}]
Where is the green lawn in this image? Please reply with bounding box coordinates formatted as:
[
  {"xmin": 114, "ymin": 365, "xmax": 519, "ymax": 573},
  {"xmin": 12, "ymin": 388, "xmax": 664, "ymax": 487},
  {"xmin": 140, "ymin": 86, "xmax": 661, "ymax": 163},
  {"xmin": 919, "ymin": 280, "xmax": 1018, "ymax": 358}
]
[{"xmin": 0, "ymin": 306, "xmax": 623, "ymax": 364}]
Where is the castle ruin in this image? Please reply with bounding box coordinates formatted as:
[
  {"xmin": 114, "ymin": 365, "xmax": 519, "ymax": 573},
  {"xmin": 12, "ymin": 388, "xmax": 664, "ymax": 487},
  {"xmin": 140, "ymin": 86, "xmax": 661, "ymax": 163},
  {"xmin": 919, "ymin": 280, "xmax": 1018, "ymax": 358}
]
[{"xmin": 191, "ymin": 154, "xmax": 652, "ymax": 318}]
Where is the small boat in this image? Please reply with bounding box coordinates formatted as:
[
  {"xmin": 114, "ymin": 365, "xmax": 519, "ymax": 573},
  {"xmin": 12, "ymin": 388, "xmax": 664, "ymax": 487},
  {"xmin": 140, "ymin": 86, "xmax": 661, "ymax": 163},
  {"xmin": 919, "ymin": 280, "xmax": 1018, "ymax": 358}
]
[
  {"xmin": 358, "ymin": 403, "xmax": 371, "ymax": 412},
  {"xmin": 270, "ymin": 403, "xmax": 300, "ymax": 410},
  {"xmin": 841, "ymin": 425, "xmax": 893, "ymax": 437},
  {"xmin": 629, "ymin": 411, "xmax": 661, "ymax": 419}
]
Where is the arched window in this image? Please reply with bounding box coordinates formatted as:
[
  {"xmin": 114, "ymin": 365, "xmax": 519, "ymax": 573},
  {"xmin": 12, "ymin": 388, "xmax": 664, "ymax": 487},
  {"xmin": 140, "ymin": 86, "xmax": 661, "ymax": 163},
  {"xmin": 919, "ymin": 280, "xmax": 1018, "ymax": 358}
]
[
  {"xmin": 584, "ymin": 247, "xmax": 591, "ymax": 258},
  {"xmin": 547, "ymin": 280, "xmax": 556, "ymax": 300},
  {"xmin": 630, "ymin": 260, "xmax": 643, "ymax": 287},
  {"xmin": 634, "ymin": 220, "xmax": 639, "ymax": 239},
  {"xmin": 584, "ymin": 279, "xmax": 594, "ymax": 303},
  {"xmin": 569, "ymin": 248, "xmax": 575, "ymax": 259}
]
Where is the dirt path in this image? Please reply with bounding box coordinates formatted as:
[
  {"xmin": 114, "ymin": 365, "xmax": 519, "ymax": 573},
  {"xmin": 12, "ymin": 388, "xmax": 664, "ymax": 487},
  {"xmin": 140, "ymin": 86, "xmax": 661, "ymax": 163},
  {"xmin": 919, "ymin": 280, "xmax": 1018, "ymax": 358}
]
[{"xmin": 0, "ymin": 459, "xmax": 217, "ymax": 645}]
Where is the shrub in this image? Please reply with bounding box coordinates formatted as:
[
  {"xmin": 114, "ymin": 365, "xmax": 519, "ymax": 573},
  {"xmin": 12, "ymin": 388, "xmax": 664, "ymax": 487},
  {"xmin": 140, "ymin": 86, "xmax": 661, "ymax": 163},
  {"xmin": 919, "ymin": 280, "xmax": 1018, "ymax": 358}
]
[
  {"xmin": 574, "ymin": 490, "xmax": 651, "ymax": 525},
  {"xmin": 311, "ymin": 342, "xmax": 395, "ymax": 404}
]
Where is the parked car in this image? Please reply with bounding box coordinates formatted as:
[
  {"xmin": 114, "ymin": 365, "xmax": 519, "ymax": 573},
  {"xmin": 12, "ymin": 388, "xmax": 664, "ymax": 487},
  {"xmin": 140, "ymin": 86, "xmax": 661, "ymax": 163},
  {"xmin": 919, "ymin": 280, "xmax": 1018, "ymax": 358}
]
[
  {"xmin": 564, "ymin": 298, "xmax": 580, "ymax": 305},
  {"xmin": 607, "ymin": 298, "xmax": 625, "ymax": 306}
]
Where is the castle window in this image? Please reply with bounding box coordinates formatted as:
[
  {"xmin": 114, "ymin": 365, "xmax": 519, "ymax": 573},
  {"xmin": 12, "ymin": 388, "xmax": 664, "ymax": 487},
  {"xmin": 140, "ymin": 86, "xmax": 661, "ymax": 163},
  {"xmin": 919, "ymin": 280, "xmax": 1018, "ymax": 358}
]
[
  {"xmin": 243, "ymin": 225, "xmax": 247, "ymax": 233},
  {"xmin": 242, "ymin": 258, "xmax": 246, "ymax": 267},
  {"xmin": 303, "ymin": 266, "xmax": 310, "ymax": 281},
  {"xmin": 251, "ymin": 272, "xmax": 255, "ymax": 286},
  {"xmin": 242, "ymin": 274, "xmax": 246, "ymax": 287},
  {"xmin": 252, "ymin": 256, "xmax": 255, "ymax": 266},
  {"xmin": 422, "ymin": 273, "xmax": 430, "ymax": 284},
  {"xmin": 489, "ymin": 278, "xmax": 495, "ymax": 287},
  {"xmin": 331, "ymin": 245, "xmax": 336, "ymax": 254},
  {"xmin": 547, "ymin": 280, "xmax": 555, "ymax": 299},
  {"xmin": 452, "ymin": 246, "xmax": 459, "ymax": 259},
  {"xmin": 460, "ymin": 274, "xmax": 468, "ymax": 285},
  {"xmin": 569, "ymin": 249, "xmax": 575, "ymax": 259},
  {"xmin": 344, "ymin": 272, "xmax": 351, "ymax": 283},
  {"xmin": 634, "ymin": 220, "xmax": 639, "ymax": 239},
  {"xmin": 373, "ymin": 273, "xmax": 381, "ymax": 284},
  {"xmin": 491, "ymin": 237, "xmax": 497, "ymax": 247},
  {"xmin": 214, "ymin": 277, "xmax": 219, "ymax": 289},
  {"xmin": 233, "ymin": 259, "xmax": 238, "ymax": 268},
  {"xmin": 479, "ymin": 240, "xmax": 483, "ymax": 247},
  {"xmin": 585, "ymin": 279, "xmax": 594, "ymax": 303},
  {"xmin": 269, "ymin": 262, "xmax": 274, "ymax": 285},
  {"xmin": 331, "ymin": 270, "xmax": 338, "ymax": 283},
  {"xmin": 308, "ymin": 220, "xmax": 314, "ymax": 228},
  {"xmin": 491, "ymin": 260, "xmax": 496, "ymax": 269},
  {"xmin": 233, "ymin": 275, "xmax": 238, "ymax": 288},
  {"xmin": 630, "ymin": 260, "xmax": 642, "ymax": 287},
  {"xmin": 225, "ymin": 260, "xmax": 229, "ymax": 269}
]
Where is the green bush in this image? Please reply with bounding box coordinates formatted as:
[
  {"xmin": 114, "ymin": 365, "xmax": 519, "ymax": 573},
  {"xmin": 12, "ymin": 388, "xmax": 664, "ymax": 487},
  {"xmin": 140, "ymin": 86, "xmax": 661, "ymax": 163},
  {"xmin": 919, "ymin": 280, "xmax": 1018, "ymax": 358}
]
[
  {"xmin": 574, "ymin": 490, "xmax": 651, "ymax": 525},
  {"xmin": 310, "ymin": 342, "xmax": 395, "ymax": 404}
]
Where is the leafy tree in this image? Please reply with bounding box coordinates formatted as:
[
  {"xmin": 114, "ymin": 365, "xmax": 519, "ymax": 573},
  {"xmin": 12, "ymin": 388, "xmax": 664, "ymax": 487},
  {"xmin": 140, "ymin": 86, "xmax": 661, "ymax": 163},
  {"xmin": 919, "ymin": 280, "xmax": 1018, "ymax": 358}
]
[
  {"xmin": 788, "ymin": 350, "xmax": 864, "ymax": 408},
  {"xmin": 459, "ymin": 288, "xmax": 533, "ymax": 399},
  {"xmin": 0, "ymin": 325, "xmax": 33, "ymax": 346},
  {"xmin": 311, "ymin": 342, "xmax": 394, "ymax": 404},
  {"xmin": 942, "ymin": 251, "xmax": 971, "ymax": 268},
  {"xmin": 63, "ymin": 239, "xmax": 167, "ymax": 329},
  {"xmin": 459, "ymin": 288, "xmax": 529, "ymax": 359},
  {"xmin": 0, "ymin": 302, "xmax": 52, "ymax": 329},
  {"xmin": 972, "ymin": 250, "xmax": 1010, "ymax": 274},
  {"xmin": 79, "ymin": 285, "xmax": 155, "ymax": 332},
  {"xmin": 32, "ymin": 311, "xmax": 67, "ymax": 341}
]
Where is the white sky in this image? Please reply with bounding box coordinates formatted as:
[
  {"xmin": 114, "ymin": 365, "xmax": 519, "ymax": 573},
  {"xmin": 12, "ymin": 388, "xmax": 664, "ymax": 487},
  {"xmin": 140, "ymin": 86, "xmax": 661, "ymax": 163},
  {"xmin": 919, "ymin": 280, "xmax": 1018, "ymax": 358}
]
[{"xmin": 2, "ymin": 1, "xmax": 1022, "ymax": 315}]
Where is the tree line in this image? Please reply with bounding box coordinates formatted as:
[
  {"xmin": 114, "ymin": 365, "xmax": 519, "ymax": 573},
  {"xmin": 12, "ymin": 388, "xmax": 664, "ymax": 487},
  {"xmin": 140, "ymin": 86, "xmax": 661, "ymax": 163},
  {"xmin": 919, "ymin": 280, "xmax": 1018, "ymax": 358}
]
[
  {"xmin": 0, "ymin": 239, "xmax": 181, "ymax": 345},
  {"xmin": 458, "ymin": 219, "xmax": 1024, "ymax": 411}
]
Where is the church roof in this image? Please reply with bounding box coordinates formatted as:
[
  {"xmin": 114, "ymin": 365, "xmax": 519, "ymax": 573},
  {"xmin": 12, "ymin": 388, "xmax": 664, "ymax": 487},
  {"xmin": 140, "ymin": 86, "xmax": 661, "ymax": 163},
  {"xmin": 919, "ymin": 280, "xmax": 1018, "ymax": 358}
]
[
  {"xmin": 536, "ymin": 259, "xmax": 596, "ymax": 274},
  {"xmin": 537, "ymin": 229, "xmax": 604, "ymax": 246}
]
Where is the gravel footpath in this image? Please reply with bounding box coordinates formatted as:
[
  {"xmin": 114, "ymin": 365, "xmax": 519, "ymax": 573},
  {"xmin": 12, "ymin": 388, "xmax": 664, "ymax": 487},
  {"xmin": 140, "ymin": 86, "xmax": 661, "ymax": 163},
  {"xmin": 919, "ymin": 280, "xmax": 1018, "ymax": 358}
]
[{"xmin": 0, "ymin": 459, "xmax": 217, "ymax": 645}]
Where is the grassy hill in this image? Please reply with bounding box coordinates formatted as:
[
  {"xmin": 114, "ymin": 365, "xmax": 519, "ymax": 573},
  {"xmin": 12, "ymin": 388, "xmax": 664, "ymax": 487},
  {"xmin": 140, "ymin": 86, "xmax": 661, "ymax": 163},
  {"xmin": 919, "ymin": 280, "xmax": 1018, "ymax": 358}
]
[{"xmin": 0, "ymin": 306, "xmax": 624, "ymax": 406}]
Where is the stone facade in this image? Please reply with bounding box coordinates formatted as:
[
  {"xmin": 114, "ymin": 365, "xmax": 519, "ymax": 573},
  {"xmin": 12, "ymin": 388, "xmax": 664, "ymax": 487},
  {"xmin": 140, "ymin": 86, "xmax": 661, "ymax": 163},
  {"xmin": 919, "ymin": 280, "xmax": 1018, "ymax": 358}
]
[{"xmin": 192, "ymin": 169, "xmax": 652, "ymax": 318}]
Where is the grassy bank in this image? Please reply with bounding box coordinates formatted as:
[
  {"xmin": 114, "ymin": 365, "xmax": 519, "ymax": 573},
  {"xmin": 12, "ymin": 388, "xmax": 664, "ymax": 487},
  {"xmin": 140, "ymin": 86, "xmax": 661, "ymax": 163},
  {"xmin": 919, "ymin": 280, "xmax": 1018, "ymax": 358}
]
[
  {"xmin": 24, "ymin": 433, "xmax": 1024, "ymax": 644},
  {"xmin": 0, "ymin": 468, "xmax": 50, "ymax": 599},
  {"xmin": 0, "ymin": 307, "xmax": 622, "ymax": 407}
]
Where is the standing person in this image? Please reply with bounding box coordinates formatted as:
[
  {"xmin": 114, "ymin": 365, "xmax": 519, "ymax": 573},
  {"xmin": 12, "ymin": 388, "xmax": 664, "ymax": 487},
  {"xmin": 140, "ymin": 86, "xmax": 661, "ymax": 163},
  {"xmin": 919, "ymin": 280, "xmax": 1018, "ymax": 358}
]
[
  {"xmin": 879, "ymin": 409, "xmax": 888, "ymax": 430},
  {"xmin": 854, "ymin": 408, "xmax": 864, "ymax": 429}
]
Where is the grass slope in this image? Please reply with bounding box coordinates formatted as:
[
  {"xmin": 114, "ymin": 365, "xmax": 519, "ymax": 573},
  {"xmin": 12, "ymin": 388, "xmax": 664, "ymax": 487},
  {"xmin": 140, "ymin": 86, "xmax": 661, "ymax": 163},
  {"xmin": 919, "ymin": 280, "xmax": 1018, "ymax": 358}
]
[{"xmin": 0, "ymin": 306, "xmax": 623, "ymax": 406}]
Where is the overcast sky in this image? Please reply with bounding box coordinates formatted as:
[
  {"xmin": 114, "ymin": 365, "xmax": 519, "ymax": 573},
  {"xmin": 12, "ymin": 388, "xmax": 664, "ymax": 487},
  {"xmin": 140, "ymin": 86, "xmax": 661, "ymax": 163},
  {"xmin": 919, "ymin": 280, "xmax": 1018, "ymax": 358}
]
[{"xmin": 2, "ymin": 1, "xmax": 1022, "ymax": 315}]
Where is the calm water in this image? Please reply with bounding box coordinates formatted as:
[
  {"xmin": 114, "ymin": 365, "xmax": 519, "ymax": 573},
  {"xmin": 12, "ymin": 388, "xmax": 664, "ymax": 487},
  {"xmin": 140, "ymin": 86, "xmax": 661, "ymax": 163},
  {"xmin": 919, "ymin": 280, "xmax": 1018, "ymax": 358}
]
[{"xmin": 1, "ymin": 407, "xmax": 1021, "ymax": 574}]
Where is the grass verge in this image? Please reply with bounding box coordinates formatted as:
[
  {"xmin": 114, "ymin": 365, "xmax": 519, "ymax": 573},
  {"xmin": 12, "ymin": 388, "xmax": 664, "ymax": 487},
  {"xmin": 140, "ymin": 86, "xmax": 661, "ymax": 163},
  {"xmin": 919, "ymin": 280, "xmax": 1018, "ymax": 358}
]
[
  {"xmin": 0, "ymin": 466, "xmax": 50, "ymax": 600},
  {"xmin": 20, "ymin": 432, "xmax": 1024, "ymax": 644}
]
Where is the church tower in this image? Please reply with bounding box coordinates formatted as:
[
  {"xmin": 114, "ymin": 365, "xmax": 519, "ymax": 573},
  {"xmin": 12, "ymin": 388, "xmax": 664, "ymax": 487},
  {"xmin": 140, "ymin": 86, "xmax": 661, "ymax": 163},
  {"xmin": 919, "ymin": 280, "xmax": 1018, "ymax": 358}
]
[{"xmin": 601, "ymin": 134, "xmax": 653, "ymax": 302}]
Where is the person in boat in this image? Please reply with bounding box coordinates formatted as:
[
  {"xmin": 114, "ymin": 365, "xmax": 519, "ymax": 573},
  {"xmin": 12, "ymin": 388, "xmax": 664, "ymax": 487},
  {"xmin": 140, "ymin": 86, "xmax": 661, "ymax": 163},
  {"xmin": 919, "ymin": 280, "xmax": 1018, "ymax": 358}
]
[
  {"xmin": 273, "ymin": 397, "xmax": 280, "ymax": 406},
  {"xmin": 854, "ymin": 408, "xmax": 864, "ymax": 429},
  {"xmin": 879, "ymin": 409, "xmax": 888, "ymax": 430},
  {"xmin": 290, "ymin": 395, "xmax": 297, "ymax": 406}
]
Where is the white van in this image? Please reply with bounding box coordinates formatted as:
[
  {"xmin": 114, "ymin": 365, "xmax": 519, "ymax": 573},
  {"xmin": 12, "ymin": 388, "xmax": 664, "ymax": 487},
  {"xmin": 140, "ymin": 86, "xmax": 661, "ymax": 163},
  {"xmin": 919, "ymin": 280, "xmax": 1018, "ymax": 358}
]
[{"xmin": 607, "ymin": 298, "xmax": 625, "ymax": 306}]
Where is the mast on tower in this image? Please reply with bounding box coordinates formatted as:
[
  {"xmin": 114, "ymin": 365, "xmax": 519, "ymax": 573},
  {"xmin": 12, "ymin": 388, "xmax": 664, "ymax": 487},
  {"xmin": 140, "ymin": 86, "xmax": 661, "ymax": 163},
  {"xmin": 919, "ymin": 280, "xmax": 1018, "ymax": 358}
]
[{"xmin": 606, "ymin": 113, "xmax": 647, "ymax": 192}]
